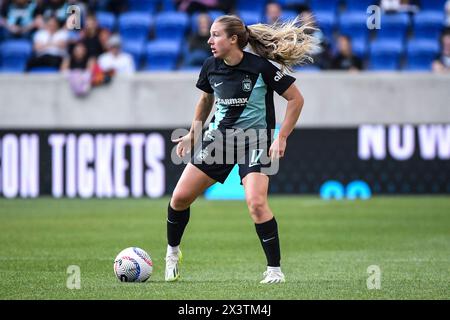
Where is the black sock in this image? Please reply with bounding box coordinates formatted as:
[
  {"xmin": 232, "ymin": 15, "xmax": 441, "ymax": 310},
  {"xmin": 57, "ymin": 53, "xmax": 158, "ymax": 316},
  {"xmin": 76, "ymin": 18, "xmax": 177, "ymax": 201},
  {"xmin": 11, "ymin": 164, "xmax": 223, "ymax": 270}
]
[
  {"xmin": 167, "ymin": 203, "xmax": 190, "ymax": 247},
  {"xmin": 255, "ymin": 217, "xmax": 281, "ymax": 267}
]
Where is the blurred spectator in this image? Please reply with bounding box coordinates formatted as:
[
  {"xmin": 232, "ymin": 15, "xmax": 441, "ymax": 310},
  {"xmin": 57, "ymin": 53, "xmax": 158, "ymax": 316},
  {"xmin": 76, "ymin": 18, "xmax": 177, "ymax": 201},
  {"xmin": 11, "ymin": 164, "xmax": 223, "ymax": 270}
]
[
  {"xmin": 176, "ymin": 0, "xmax": 220, "ymax": 14},
  {"xmin": 26, "ymin": 16, "xmax": 69, "ymax": 71},
  {"xmin": 80, "ymin": 13, "xmax": 105, "ymax": 59},
  {"xmin": 300, "ymin": 10, "xmax": 332, "ymax": 70},
  {"xmin": 98, "ymin": 34, "xmax": 135, "ymax": 75},
  {"xmin": 185, "ymin": 12, "xmax": 211, "ymax": 66},
  {"xmin": 61, "ymin": 41, "xmax": 95, "ymax": 71},
  {"xmin": 331, "ymin": 35, "xmax": 363, "ymax": 71},
  {"xmin": 265, "ymin": 1, "xmax": 282, "ymax": 25},
  {"xmin": 432, "ymin": 29, "xmax": 450, "ymax": 73},
  {"xmin": 0, "ymin": 0, "xmax": 41, "ymax": 38},
  {"xmin": 446, "ymin": 0, "xmax": 450, "ymax": 27},
  {"xmin": 40, "ymin": 0, "xmax": 68, "ymax": 26},
  {"xmin": 381, "ymin": 0, "xmax": 419, "ymax": 13},
  {"xmin": 61, "ymin": 41, "xmax": 95, "ymax": 96}
]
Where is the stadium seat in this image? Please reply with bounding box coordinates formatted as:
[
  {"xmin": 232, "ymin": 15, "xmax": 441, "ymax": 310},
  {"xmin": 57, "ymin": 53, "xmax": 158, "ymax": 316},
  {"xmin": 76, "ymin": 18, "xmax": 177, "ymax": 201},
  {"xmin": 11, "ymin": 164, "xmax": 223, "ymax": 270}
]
[
  {"xmin": 413, "ymin": 11, "xmax": 445, "ymax": 41},
  {"xmin": 161, "ymin": 0, "xmax": 176, "ymax": 11},
  {"xmin": 369, "ymin": 39, "xmax": 404, "ymax": 70},
  {"xmin": 96, "ymin": 11, "xmax": 116, "ymax": 31},
  {"xmin": 375, "ymin": 13, "xmax": 410, "ymax": 42},
  {"xmin": 183, "ymin": 49, "xmax": 211, "ymax": 67},
  {"xmin": 0, "ymin": 40, "xmax": 32, "ymax": 72},
  {"xmin": 315, "ymin": 11, "xmax": 337, "ymax": 39},
  {"xmin": 405, "ymin": 39, "xmax": 440, "ymax": 71},
  {"xmin": 419, "ymin": 0, "xmax": 446, "ymax": 11},
  {"xmin": 122, "ymin": 40, "xmax": 146, "ymax": 70},
  {"xmin": 339, "ymin": 11, "xmax": 370, "ymax": 43},
  {"xmin": 238, "ymin": 11, "xmax": 264, "ymax": 26},
  {"xmin": 278, "ymin": 0, "xmax": 308, "ymax": 9},
  {"xmin": 345, "ymin": 0, "xmax": 376, "ymax": 11},
  {"xmin": 279, "ymin": 10, "xmax": 298, "ymax": 23},
  {"xmin": 118, "ymin": 12, "xmax": 153, "ymax": 42},
  {"xmin": 236, "ymin": 0, "xmax": 267, "ymax": 13},
  {"xmin": 127, "ymin": 0, "xmax": 159, "ymax": 14},
  {"xmin": 351, "ymin": 37, "xmax": 369, "ymax": 58},
  {"xmin": 155, "ymin": 12, "xmax": 189, "ymax": 40},
  {"xmin": 145, "ymin": 40, "xmax": 181, "ymax": 71},
  {"xmin": 309, "ymin": 0, "xmax": 340, "ymax": 13}
]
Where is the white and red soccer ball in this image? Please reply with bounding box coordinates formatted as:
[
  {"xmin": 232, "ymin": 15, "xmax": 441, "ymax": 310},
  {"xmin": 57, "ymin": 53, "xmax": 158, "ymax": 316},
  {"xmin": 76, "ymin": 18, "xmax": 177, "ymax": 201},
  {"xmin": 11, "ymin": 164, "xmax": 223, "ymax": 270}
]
[{"xmin": 113, "ymin": 247, "xmax": 153, "ymax": 282}]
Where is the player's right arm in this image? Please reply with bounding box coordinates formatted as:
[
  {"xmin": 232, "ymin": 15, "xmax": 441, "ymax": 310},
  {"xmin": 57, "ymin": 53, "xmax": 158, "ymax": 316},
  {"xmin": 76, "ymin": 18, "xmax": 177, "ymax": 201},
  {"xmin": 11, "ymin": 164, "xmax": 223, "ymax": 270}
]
[{"xmin": 172, "ymin": 91, "xmax": 215, "ymax": 157}]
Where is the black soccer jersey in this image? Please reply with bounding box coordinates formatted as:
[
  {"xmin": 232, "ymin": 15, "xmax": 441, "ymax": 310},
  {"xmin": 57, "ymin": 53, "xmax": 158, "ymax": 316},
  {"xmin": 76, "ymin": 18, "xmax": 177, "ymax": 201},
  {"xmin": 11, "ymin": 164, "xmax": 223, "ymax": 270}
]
[{"xmin": 196, "ymin": 51, "xmax": 296, "ymax": 132}]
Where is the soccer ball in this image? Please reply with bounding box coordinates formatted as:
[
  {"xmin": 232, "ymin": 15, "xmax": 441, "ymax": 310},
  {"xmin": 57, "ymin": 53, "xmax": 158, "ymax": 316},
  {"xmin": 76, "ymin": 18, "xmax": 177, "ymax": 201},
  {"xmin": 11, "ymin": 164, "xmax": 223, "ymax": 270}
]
[{"xmin": 113, "ymin": 247, "xmax": 153, "ymax": 282}]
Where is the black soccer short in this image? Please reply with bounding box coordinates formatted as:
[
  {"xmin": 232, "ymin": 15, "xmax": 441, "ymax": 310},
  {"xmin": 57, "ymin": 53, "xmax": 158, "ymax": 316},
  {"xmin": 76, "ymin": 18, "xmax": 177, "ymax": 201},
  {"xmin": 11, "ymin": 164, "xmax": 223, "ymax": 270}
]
[{"xmin": 191, "ymin": 129, "xmax": 273, "ymax": 184}]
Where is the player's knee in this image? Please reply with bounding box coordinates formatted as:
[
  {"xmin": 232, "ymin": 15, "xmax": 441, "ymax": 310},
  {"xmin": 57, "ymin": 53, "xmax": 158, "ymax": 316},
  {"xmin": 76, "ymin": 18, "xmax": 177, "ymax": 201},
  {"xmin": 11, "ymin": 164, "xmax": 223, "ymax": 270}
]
[
  {"xmin": 170, "ymin": 192, "xmax": 193, "ymax": 211},
  {"xmin": 246, "ymin": 196, "xmax": 268, "ymax": 217}
]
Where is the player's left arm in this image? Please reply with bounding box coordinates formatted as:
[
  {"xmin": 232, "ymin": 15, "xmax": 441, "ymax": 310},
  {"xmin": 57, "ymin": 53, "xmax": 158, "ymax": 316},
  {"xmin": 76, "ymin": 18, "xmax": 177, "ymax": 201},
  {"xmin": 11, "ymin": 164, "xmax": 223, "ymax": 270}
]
[{"xmin": 269, "ymin": 83, "xmax": 304, "ymax": 160}]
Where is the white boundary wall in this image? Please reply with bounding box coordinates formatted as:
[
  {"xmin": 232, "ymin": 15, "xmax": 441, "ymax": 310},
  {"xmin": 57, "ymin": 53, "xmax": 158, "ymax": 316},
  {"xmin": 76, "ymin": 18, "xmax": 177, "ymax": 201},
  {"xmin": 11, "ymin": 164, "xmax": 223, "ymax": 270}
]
[{"xmin": 1, "ymin": 72, "xmax": 449, "ymax": 128}]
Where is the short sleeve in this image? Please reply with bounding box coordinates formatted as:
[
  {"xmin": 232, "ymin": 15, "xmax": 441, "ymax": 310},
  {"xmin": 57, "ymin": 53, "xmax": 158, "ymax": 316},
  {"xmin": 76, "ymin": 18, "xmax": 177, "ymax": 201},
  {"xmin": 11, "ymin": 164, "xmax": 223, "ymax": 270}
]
[
  {"xmin": 261, "ymin": 59, "xmax": 296, "ymax": 96},
  {"xmin": 196, "ymin": 59, "xmax": 214, "ymax": 93}
]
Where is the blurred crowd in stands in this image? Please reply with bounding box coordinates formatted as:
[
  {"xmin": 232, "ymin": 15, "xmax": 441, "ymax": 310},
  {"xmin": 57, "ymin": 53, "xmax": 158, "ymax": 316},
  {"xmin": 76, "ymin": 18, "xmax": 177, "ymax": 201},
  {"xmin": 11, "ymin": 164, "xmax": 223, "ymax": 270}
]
[{"xmin": 0, "ymin": 0, "xmax": 449, "ymax": 79}]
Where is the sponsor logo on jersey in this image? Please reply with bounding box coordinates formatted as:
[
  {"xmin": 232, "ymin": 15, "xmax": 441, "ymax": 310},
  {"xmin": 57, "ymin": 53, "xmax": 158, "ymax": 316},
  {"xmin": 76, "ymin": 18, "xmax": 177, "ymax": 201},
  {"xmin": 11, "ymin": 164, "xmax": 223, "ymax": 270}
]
[
  {"xmin": 216, "ymin": 97, "xmax": 248, "ymax": 106},
  {"xmin": 274, "ymin": 71, "xmax": 284, "ymax": 82}
]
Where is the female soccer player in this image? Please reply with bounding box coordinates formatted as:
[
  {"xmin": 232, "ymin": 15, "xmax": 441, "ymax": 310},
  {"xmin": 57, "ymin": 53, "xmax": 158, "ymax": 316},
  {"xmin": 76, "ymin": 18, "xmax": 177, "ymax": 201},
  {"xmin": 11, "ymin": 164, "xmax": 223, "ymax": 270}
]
[{"xmin": 165, "ymin": 15, "xmax": 317, "ymax": 283}]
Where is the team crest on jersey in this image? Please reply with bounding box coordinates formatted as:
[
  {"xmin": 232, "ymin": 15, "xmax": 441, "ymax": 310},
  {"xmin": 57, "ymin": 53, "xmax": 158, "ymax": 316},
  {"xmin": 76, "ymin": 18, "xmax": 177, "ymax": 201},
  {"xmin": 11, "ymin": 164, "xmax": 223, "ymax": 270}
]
[{"xmin": 242, "ymin": 76, "xmax": 252, "ymax": 92}]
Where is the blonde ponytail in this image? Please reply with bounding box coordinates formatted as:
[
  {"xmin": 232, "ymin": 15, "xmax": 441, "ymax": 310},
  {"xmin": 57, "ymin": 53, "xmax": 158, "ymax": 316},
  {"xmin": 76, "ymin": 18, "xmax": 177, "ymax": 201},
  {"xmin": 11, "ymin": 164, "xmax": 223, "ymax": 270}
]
[{"xmin": 215, "ymin": 15, "xmax": 319, "ymax": 72}]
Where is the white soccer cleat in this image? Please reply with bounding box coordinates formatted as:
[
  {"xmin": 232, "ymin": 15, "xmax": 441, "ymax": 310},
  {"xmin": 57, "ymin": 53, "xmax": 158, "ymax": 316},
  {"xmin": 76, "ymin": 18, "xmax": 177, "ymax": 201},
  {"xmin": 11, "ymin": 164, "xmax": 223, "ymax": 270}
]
[
  {"xmin": 259, "ymin": 270, "xmax": 286, "ymax": 284},
  {"xmin": 165, "ymin": 250, "xmax": 182, "ymax": 282}
]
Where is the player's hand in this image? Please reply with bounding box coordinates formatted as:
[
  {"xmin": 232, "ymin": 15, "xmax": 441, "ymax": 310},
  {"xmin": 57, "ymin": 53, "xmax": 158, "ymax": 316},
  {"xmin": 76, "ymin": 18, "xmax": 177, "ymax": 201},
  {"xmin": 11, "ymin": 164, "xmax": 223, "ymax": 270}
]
[
  {"xmin": 172, "ymin": 132, "xmax": 194, "ymax": 158},
  {"xmin": 268, "ymin": 137, "xmax": 286, "ymax": 161}
]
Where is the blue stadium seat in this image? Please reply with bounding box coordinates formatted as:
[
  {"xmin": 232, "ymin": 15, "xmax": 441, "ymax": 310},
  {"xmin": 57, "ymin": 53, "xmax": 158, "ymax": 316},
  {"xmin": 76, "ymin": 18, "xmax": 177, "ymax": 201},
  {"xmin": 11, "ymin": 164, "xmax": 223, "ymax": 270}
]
[
  {"xmin": 279, "ymin": 0, "xmax": 308, "ymax": 8},
  {"xmin": 339, "ymin": 11, "xmax": 370, "ymax": 43},
  {"xmin": 345, "ymin": 0, "xmax": 376, "ymax": 11},
  {"xmin": 122, "ymin": 40, "xmax": 146, "ymax": 70},
  {"xmin": 236, "ymin": 0, "xmax": 268, "ymax": 13},
  {"xmin": 405, "ymin": 39, "xmax": 440, "ymax": 71},
  {"xmin": 145, "ymin": 40, "xmax": 181, "ymax": 71},
  {"xmin": 96, "ymin": 11, "xmax": 116, "ymax": 31},
  {"xmin": 155, "ymin": 12, "xmax": 189, "ymax": 40},
  {"xmin": 161, "ymin": 0, "xmax": 177, "ymax": 11},
  {"xmin": 128, "ymin": 0, "xmax": 159, "ymax": 14},
  {"xmin": 376, "ymin": 13, "xmax": 410, "ymax": 42},
  {"xmin": 315, "ymin": 11, "xmax": 337, "ymax": 39},
  {"xmin": 183, "ymin": 49, "xmax": 210, "ymax": 67},
  {"xmin": 351, "ymin": 37, "xmax": 369, "ymax": 58},
  {"xmin": 420, "ymin": 0, "xmax": 446, "ymax": 11},
  {"xmin": 0, "ymin": 40, "xmax": 32, "ymax": 72},
  {"xmin": 118, "ymin": 12, "xmax": 153, "ymax": 42},
  {"xmin": 279, "ymin": 10, "xmax": 298, "ymax": 23},
  {"xmin": 309, "ymin": 0, "xmax": 340, "ymax": 13},
  {"xmin": 413, "ymin": 11, "xmax": 445, "ymax": 41},
  {"xmin": 238, "ymin": 11, "xmax": 264, "ymax": 26},
  {"xmin": 369, "ymin": 39, "xmax": 404, "ymax": 70}
]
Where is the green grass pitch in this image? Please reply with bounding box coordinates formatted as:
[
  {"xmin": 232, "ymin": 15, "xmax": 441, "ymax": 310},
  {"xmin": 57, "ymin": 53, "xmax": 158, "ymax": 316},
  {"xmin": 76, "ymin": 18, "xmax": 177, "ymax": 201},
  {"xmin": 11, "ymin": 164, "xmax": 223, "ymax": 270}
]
[{"xmin": 0, "ymin": 196, "xmax": 449, "ymax": 299}]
